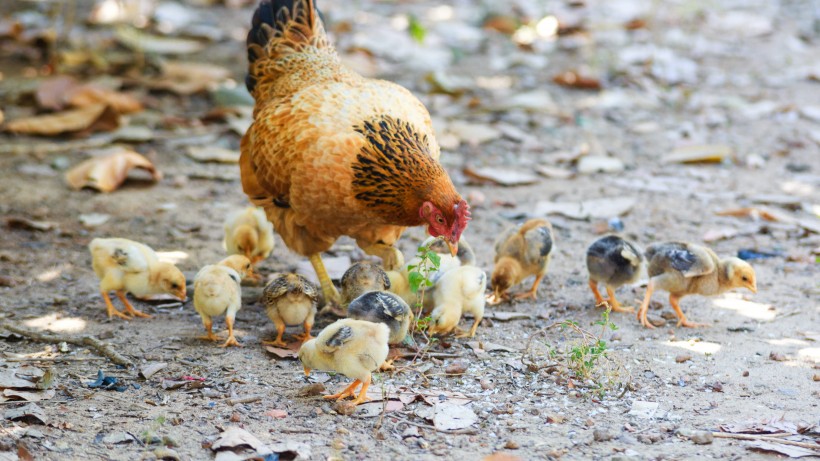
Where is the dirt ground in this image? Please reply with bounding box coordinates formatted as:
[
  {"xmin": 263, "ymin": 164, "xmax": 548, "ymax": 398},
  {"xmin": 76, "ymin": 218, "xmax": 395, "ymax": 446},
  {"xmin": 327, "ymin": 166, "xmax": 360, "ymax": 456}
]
[{"xmin": 1, "ymin": 0, "xmax": 819, "ymax": 459}]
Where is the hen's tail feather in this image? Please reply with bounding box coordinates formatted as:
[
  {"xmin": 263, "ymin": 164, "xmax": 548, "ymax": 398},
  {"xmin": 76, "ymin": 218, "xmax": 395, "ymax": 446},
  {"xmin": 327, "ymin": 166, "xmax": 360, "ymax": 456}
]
[{"xmin": 245, "ymin": 0, "xmax": 329, "ymax": 93}]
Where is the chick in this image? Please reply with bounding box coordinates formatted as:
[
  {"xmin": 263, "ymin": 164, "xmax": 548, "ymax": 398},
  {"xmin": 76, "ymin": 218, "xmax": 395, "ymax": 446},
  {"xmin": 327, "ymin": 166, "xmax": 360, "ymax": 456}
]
[
  {"xmin": 586, "ymin": 235, "xmax": 645, "ymax": 313},
  {"xmin": 193, "ymin": 255, "xmax": 251, "ymax": 347},
  {"xmin": 340, "ymin": 261, "xmax": 391, "ymax": 306},
  {"xmin": 223, "ymin": 207, "xmax": 275, "ymax": 275},
  {"xmin": 262, "ymin": 273, "xmax": 319, "ymax": 347},
  {"xmin": 636, "ymin": 242, "xmax": 757, "ymax": 329},
  {"xmin": 348, "ymin": 291, "xmax": 412, "ymax": 344},
  {"xmin": 299, "ymin": 319, "xmax": 389, "ymax": 406},
  {"xmin": 428, "ymin": 266, "xmax": 487, "ymax": 338},
  {"xmin": 489, "ymin": 219, "xmax": 555, "ymax": 303},
  {"xmin": 89, "ymin": 238, "xmax": 186, "ymax": 319}
]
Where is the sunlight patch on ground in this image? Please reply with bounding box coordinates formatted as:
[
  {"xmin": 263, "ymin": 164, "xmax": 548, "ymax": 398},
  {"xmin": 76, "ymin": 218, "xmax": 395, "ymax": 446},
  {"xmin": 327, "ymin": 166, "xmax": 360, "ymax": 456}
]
[
  {"xmin": 712, "ymin": 294, "xmax": 776, "ymax": 321},
  {"xmin": 24, "ymin": 314, "xmax": 87, "ymax": 333},
  {"xmin": 767, "ymin": 338, "xmax": 810, "ymax": 347},
  {"xmin": 427, "ymin": 5, "xmax": 453, "ymax": 22},
  {"xmin": 664, "ymin": 339, "xmax": 722, "ymax": 355},
  {"xmin": 156, "ymin": 251, "xmax": 188, "ymax": 264},
  {"xmin": 797, "ymin": 348, "xmax": 820, "ymax": 363}
]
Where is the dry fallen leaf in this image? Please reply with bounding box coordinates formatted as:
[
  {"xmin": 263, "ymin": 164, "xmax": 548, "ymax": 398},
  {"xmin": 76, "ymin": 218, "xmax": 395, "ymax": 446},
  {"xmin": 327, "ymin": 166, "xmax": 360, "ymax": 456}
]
[
  {"xmin": 746, "ymin": 441, "xmax": 818, "ymax": 458},
  {"xmin": 553, "ymin": 70, "xmax": 602, "ymax": 90},
  {"xmin": 531, "ymin": 197, "xmax": 636, "ymax": 220},
  {"xmin": 115, "ymin": 26, "xmax": 205, "ymax": 54},
  {"xmin": 535, "ymin": 165, "xmax": 575, "ymax": 179},
  {"xmin": 464, "ymin": 166, "xmax": 540, "ymax": 186},
  {"xmin": 68, "ymin": 85, "xmax": 142, "ymax": 114},
  {"xmin": 5, "ymin": 103, "xmax": 120, "ymax": 136},
  {"xmin": 6, "ymin": 217, "xmax": 57, "ymax": 232},
  {"xmin": 663, "ymin": 144, "xmax": 734, "ymax": 164},
  {"xmin": 716, "ymin": 207, "xmax": 787, "ymax": 222},
  {"xmin": 186, "ymin": 146, "xmax": 240, "ymax": 163},
  {"xmin": 2, "ymin": 389, "xmax": 56, "ymax": 402},
  {"xmin": 65, "ymin": 149, "xmax": 162, "ymax": 192},
  {"xmin": 263, "ymin": 344, "xmax": 299, "ymax": 359},
  {"xmin": 146, "ymin": 61, "xmax": 231, "ymax": 95},
  {"xmin": 433, "ymin": 403, "xmax": 477, "ymax": 431},
  {"xmin": 264, "ymin": 409, "xmax": 287, "ymax": 419}
]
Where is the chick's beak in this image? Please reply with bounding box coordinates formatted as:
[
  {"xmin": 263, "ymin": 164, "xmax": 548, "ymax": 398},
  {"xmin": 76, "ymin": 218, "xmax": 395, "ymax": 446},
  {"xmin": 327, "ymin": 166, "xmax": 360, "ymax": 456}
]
[
  {"xmin": 303, "ymin": 366, "xmax": 311, "ymax": 376},
  {"xmin": 446, "ymin": 239, "xmax": 458, "ymax": 257},
  {"xmin": 177, "ymin": 289, "xmax": 187, "ymax": 302},
  {"xmin": 748, "ymin": 281, "xmax": 757, "ymax": 293}
]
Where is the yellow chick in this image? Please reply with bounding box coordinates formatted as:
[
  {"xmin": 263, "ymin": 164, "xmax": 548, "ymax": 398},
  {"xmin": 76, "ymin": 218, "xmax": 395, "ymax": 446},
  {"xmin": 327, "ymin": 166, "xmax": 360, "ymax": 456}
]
[
  {"xmin": 340, "ymin": 262, "xmax": 391, "ymax": 306},
  {"xmin": 489, "ymin": 219, "xmax": 555, "ymax": 303},
  {"xmin": 637, "ymin": 242, "xmax": 757, "ymax": 329},
  {"xmin": 223, "ymin": 207, "xmax": 275, "ymax": 272},
  {"xmin": 299, "ymin": 319, "xmax": 389, "ymax": 406},
  {"xmin": 586, "ymin": 235, "xmax": 645, "ymax": 313},
  {"xmin": 428, "ymin": 266, "xmax": 487, "ymax": 338},
  {"xmin": 89, "ymin": 238, "xmax": 186, "ymax": 320},
  {"xmin": 193, "ymin": 255, "xmax": 251, "ymax": 347},
  {"xmin": 262, "ymin": 273, "xmax": 319, "ymax": 347}
]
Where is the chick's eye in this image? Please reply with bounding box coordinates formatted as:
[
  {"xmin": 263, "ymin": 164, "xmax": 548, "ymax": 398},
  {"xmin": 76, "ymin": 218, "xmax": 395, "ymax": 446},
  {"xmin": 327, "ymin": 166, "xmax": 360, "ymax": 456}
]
[
  {"xmin": 741, "ymin": 276, "xmax": 748, "ymax": 282},
  {"xmin": 171, "ymin": 283, "xmax": 179, "ymax": 289}
]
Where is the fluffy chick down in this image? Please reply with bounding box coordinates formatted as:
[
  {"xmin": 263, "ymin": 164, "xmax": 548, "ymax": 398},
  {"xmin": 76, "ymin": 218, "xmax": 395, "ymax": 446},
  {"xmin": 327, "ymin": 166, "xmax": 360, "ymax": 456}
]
[
  {"xmin": 586, "ymin": 235, "xmax": 645, "ymax": 313},
  {"xmin": 223, "ymin": 206, "xmax": 275, "ymax": 265},
  {"xmin": 299, "ymin": 319, "xmax": 389, "ymax": 405},
  {"xmin": 428, "ymin": 266, "xmax": 487, "ymax": 338},
  {"xmin": 348, "ymin": 291, "xmax": 412, "ymax": 344},
  {"xmin": 340, "ymin": 261, "xmax": 391, "ymax": 306},
  {"xmin": 490, "ymin": 219, "xmax": 554, "ymax": 303},
  {"xmin": 262, "ymin": 273, "xmax": 319, "ymax": 347},
  {"xmin": 193, "ymin": 255, "xmax": 251, "ymax": 347}
]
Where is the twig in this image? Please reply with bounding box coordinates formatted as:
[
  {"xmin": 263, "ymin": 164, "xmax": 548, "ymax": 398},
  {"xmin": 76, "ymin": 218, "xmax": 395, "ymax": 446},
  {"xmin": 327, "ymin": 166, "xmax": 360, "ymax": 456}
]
[
  {"xmin": 393, "ymin": 352, "xmax": 462, "ymax": 359},
  {"xmin": 5, "ymin": 356, "xmax": 105, "ymax": 362},
  {"xmin": 227, "ymin": 395, "xmax": 263, "ymax": 405},
  {"xmin": 1, "ymin": 324, "xmax": 133, "ymax": 367},
  {"xmin": 711, "ymin": 432, "xmax": 820, "ymax": 450}
]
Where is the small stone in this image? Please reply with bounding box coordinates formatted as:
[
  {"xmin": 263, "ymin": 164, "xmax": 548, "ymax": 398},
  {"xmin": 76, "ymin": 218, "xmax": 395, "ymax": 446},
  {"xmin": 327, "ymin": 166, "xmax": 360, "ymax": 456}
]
[
  {"xmin": 445, "ymin": 362, "xmax": 468, "ymax": 375},
  {"xmin": 480, "ymin": 379, "xmax": 494, "ymax": 390},
  {"xmin": 229, "ymin": 412, "xmax": 241, "ymax": 422},
  {"xmin": 593, "ymin": 428, "xmax": 615, "ymax": 442},
  {"xmin": 647, "ymin": 316, "xmax": 666, "ymax": 327},
  {"xmin": 769, "ymin": 351, "xmax": 787, "ymax": 362},
  {"xmin": 742, "ymin": 370, "xmax": 750, "ymax": 377},
  {"xmin": 297, "ymin": 383, "xmax": 326, "ymax": 397},
  {"xmin": 675, "ymin": 354, "xmax": 692, "ymax": 363},
  {"xmin": 813, "ymin": 374, "xmax": 819, "ymax": 382},
  {"xmin": 504, "ymin": 440, "xmax": 519, "ymax": 449},
  {"xmin": 585, "ymin": 418, "xmax": 595, "ymax": 427},
  {"xmin": 690, "ymin": 431, "xmax": 713, "ymax": 445},
  {"xmin": 332, "ymin": 401, "xmax": 356, "ymax": 416},
  {"xmin": 331, "ymin": 438, "xmax": 345, "ymax": 450},
  {"xmin": 546, "ymin": 414, "xmax": 565, "ymax": 424},
  {"xmin": 660, "ymin": 311, "xmax": 678, "ymax": 321}
]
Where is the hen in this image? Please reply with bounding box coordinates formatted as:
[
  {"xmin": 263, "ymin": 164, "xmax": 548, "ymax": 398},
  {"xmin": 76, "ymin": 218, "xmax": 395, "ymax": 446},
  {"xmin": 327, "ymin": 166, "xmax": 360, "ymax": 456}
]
[{"xmin": 240, "ymin": 0, "xmax": 470, "ymax": 306}]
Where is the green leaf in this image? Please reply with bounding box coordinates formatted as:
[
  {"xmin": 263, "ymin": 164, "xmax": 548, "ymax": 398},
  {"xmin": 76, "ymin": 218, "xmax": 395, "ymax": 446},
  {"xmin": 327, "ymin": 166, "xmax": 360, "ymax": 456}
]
[
  {"xmin": 408, "ymin": 271, "xmax": 425, "ymax": 293},
  {"xmin": 408, "ymin": 15, "xmax": 427, "ymax": 44},
  {"xmin": 428, "ymin": 251, "xmax": 441, "ymax": 268}
]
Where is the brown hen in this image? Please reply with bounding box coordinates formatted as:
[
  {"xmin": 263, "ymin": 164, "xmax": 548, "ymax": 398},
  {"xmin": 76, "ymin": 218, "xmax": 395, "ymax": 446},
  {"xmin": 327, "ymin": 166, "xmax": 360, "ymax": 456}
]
[{"xmin": 240, "ymin": 0, "xmax": 469, "ymax": 305}]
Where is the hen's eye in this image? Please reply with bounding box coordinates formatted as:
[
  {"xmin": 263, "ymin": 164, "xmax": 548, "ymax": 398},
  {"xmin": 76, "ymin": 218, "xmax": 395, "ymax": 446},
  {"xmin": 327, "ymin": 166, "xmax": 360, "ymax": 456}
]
[
  {"xmin": 245, "ymin": 264, "xmax": 251, "ymax": 269},
  {"xmin": 435, "ymin": 216, "xmax": 444, "ymax": 224}
]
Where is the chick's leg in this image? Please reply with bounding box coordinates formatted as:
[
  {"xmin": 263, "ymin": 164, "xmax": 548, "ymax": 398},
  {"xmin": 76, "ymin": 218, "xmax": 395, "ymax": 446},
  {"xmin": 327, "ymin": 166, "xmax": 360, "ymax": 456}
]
[
  {"xmin": 262, "ymin": 318, "xmax": 287, "ymax": 347},
  {"xmin": 198, "ymin": 315, "xmax": 219, "ymax": 341},
  {"xmin": 670, "ymin": 295, "xmax": 710, "ymax": 328},
  {"xmin": 588, "ymin": 279, "xmax": 606, "ymax": 306},
  {"xmin": 636, "ymin": 280, "xmax": 656, "ymax": 329},
  {"xmin": 309, "ymin": 253, "xmax": 341, "ymax": 306},
  {"xmin": 324, "ymin": 379, "xmax": 361, "ymax": 401},
  {"xmin": 294, "ymin": 320, "xmax": 314, "ymax": 342},
  {"xmin": 350, "ymin": 375, "xmax": 373, "ymax": 405},
  {"xmin": 605, "ymin": 286, "xmax": 634, "ymax": 313},
  {"xmin": 220, "ymin": 316, "xmax": 242, "ymax": 348},
  {"xmin": 514, "ymin": 273, "xmax": 544, "ymax": 301},
  {"xmin": 116, "ymin": 291, "xmax": 151, "ymax": 318},
  {"xmin": 102, "ymin": 291, "xmax": 131, "ymax": 320}
]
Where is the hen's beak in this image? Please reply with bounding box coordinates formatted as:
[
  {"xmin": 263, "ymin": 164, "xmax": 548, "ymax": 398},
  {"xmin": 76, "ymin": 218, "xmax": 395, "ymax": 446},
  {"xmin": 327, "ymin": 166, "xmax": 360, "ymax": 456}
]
[
  {"xmin": 303, "ymin": 366, "xmax": 311, "ymax": 376},
  {"xmin": 447, "ymin": 239, "xmax": 458, "ymax": 257}
]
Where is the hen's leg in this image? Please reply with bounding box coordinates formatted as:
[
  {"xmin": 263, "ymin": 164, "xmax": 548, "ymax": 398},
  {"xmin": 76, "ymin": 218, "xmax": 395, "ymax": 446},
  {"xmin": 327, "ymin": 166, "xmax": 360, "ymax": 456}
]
[
  {"xmin": 605, "ymin": 286, "xmax": 634, "ymax": 313},
  {"xmin": 670, "ymin": 295, "xmax": 709, "ymax": 328},
  {"xmin": 309, "ymin": 253, "xmax": 341, "ymax": 306},
  {"xmin": 361, "ymin": 243, "xmax": 402, "ymax": 271},
  {"xmin": 116, "ymin": 291, "xmax": 151, "ymax": 318},
  {"xmin": 324, "ymin": 379, "xmax": 361, "ymax": 400},
  {"xmin": 102, "ymin": 292, "xmax": 131, "ymax": 320},
  {"xmin": 220, "ymin": 316, "xmax": 242, "ymax": 347},
  {"xmin": 514, "ymin": 273, "xmax": 544, "ymax": 301},
  {"xmin": 261, "ymin": 317, "xmax": 287, "ymax": 347},
  {"xmin": 588, "ymin": 279, "xmax": 606, "ymax": 307},
  {"xmin": 199, "ymin": 315, "xmax": 219, "ymax": 341},
  {"xmin": 636, "ymin": 280, "xmax": 656, "ymax": 329}
]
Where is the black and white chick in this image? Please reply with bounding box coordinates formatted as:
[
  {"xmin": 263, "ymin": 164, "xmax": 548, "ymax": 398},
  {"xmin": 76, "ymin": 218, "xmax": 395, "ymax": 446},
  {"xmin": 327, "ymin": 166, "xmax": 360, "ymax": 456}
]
[{"xmin": 586, "ymin": 235, "xmax": 645, "ymax": 313}]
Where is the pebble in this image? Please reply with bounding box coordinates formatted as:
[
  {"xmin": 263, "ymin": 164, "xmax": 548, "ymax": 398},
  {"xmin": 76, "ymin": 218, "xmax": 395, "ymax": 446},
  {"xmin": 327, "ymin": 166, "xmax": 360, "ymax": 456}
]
[
  {"xmin": 504, "ymin": 440, "xmax": 519, "ymax": 449},
  {"xmin": 593, "ymin": 428, "xmax": 615, "ymax": 442},
  {"xmin": 690, "ymin": 431, "xmax": 713, "ymax": 445},
  {"xmin": 675, "ymin": 354, "xmax": 692, "ymax": 363}
]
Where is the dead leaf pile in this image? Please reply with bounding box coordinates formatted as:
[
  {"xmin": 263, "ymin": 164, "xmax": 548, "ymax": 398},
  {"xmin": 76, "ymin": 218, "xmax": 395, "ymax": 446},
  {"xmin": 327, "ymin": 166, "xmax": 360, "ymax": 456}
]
[
  {"xmin": 209, "ymin": 427, "xmax": 311, "ymax": 461},
  {"xmin": 0, "ymin": 367, "xmax": 55, "ymax": 403},
  {"xmin": 36, "ymin": 76, "xmax": 142, "ymax": 114},
  {"xmin": 4, "ymin": 103, "xmax": 121, "ymax": 137}
]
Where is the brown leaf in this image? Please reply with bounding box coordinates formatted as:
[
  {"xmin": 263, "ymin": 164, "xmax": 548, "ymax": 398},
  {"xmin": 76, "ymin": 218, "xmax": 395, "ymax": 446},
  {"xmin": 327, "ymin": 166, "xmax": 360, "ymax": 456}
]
[
  {"xmin": 17, "ymin": 441, "xmax": 34, "ymax": 461},
  {"xmin": 6, "ymin": 217, "xmax": 56, "ymax": 231},
  {"xmin": 296, "ymin": 383, "xmax": 325, "ymax": 397},
  {"xmin": 263, "ymin": 344, "xmax": 299, "ymax": 359},
  {"xmin": 264, "ymin": 409, "xmax": 287, "ymax": 419},
  {"xmin": 675, "ymin": 354, "xmax": 692, "ymax": 363},
  {"xmin": 186, "ymin": 146, "xmax": 240, "ymax": 164},
  {"xmin": 145, "ymin": 61, "xmax": 231, "ymax": 95},
  {"xmin": 36, "ymin": 75, "xmax": 80, "ymax": 110},
  {"xmin": 445, "ymin": 362, "xmax": 468, "ymax": 375},
  {"xmin": 663, "ymin": 144, "xmax": 733, "ymax": 164},
  {"xmin": 746, "ymin": 441, "xmax": 819, "ymax": 458},
  {"xmin": 769, "ymin": 351, "xmax": 788, "ymax": 362},
  {"xmin": 65, "ymin": 149, "xmax": 161, "ymax": 192},
  {"xmin": 5, "ymin": 103, "xmax": 120, "ymax": 136},
  {"xmin": 483, "ymin": 15, "xmax": 519, "ymax": 35},
  {"xmin": 68, "ymin": 85, "xmax": 142, "ymax": 114},
  {"xmin": 720, "ymin": 416, "xmax": 802, "ymax": 435},
  {"xmin": 717, "ymin": 207, "xmax": 785, "ymax": 222},
  {"xmin": 552, "ymin": 70, "xmax": 602, "ymax": 90},
  {"xmin": 483, "ymin": 453, "xmax": 523, "ymax": 461},
  {"xmin": 115, "ymin": 26, "xmax": 205, "ymax": 55}
]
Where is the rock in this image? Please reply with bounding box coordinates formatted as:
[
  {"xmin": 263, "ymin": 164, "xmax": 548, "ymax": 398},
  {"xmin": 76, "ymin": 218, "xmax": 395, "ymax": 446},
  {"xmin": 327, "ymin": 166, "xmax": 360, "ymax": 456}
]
[
  {"xmin": 593, "ymin": 428, "xmax": 615, "ymax": 442},
  {"xmin": 690, "ymin": 430, "xmax": 713, "ymax": 445},
  {"xmin": 577, "ymin": 156, "xmax": 625, "ymax": 174},
  {"xmin": 675, "ymin": 354, "xmax": 692, "ymax": 363},
  {"xmin": 297, "ymin": 383, "xmax": 326, "ymax": 397}
]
